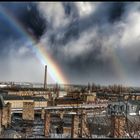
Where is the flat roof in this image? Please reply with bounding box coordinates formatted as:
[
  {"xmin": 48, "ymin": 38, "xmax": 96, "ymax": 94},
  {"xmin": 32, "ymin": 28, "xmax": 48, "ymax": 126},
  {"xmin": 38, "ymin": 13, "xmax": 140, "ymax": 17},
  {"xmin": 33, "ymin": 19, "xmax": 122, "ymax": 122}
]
[{"xmin": 3, "ymin": 95, "xmax": 47, "ymax": 101}]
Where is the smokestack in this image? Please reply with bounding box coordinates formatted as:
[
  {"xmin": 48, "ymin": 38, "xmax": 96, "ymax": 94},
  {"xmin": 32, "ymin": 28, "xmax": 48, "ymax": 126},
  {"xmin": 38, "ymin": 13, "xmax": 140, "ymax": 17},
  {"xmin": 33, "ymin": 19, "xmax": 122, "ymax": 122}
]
[{"xmin": 44, "ymin": 65, "xmax": 47, "ymax": 89}]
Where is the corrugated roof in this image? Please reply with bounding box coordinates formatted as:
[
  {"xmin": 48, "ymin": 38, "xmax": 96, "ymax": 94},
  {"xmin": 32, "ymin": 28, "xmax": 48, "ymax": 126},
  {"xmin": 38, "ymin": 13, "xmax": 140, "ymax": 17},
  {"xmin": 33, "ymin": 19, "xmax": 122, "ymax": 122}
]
[
  {"xmin": 32, "ymin": 96, "xmax": 47, "ymax": 101},
  {"xmin": 4, "ymin": 95, "xmax": 27, "ymax": 100},
  {"xmin": 3, "ymin": 95, "xmax": 47, "ymax": 102}
]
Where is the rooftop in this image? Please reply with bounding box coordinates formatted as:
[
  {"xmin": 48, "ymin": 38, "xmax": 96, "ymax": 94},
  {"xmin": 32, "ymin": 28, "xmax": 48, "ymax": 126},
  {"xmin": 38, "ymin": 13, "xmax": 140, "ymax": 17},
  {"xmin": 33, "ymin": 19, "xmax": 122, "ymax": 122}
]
[
  {"xmin": 3, "ymin": 95, "xmax": 47, "ymax": 102},
  {"xmin": 127, "ymin": 115, "xmax": 140, "ymax": 124},
  {"xmin": 128, "ymin": 100, "xmax": 140, "ymax": 105}
]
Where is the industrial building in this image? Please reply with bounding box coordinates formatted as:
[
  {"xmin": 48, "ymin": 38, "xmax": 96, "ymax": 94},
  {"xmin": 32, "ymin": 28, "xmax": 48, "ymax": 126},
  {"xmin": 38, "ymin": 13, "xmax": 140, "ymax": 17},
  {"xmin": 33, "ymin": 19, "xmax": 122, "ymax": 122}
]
[
  {"xmin": 3, "ymin": 95, "xmax": 48, "ymax": 109},
  {"xmin": 0, "ymin": 65, "xmax": 139, "ymax": 138}
]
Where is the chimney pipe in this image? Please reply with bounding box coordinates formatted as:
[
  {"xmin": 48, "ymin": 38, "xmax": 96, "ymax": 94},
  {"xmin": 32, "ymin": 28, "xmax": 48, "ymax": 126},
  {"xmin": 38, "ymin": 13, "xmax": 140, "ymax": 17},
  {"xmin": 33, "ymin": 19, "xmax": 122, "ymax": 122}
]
[{"xmin": 44, "ymin": 65, "xmax": 47, "ymax": 89}]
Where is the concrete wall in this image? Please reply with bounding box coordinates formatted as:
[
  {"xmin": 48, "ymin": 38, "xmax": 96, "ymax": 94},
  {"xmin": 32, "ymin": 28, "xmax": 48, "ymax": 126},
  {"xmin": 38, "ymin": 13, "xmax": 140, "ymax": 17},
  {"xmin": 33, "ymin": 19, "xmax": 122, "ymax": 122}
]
[
  {"xmin": 4, "ymin": 100, "xmax": 32, "ymax": 108},
  {"xmin": 1, "ymin": 103, "xmax": 11, "ymax": 129},
  {"xmin": 0, "ymin": 103, "xmax": 11, "ymax": 134},
  {"xmin": 86, "ymin": 95, "xmax": 96, "ymax": 102},
  {"xmin": 34, "ymin": 101, "xmax": 47, "ymax": 108},
  {"xmin": 4, "ymin": 100, "xmax": 47, "ymax": 109},
  {"xmin": 36, "ymin": 94, "xmax": 49, "ymax": 100}
]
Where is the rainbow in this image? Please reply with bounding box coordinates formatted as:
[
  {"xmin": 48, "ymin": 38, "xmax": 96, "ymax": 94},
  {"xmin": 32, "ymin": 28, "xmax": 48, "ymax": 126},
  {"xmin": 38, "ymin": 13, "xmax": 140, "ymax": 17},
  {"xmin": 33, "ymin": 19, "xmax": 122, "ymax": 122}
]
[
  {"xmin": 108, "ymin": 47, "xmax": 128, "ymax": 85},
  {"xmin": 111, "ymin": 49, "xmax": 124, "ymax": 78},
  {"xmin": 0, "ymin": 5, "xmax": 68, "ymax": 84}
]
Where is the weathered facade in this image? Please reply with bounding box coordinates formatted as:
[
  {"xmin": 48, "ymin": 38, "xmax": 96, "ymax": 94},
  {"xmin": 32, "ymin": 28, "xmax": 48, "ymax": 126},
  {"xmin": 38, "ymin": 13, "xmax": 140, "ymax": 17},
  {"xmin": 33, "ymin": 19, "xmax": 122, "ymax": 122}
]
[
  {"xmin": 41, "ymin": 108, "xmax": 45, "ymax": 120},
  {"xmin": 4, "ymin": 95, "xmax": 47, "ymax": 109},
  {"xmin": 0, "ymin": 95, "xmax": 12, "ymax": 134},
  {"xmin": 22, "ymin": 101, "xmax": 34, "ymax": 121},
  {"xmin": 71, "ymin": 114, "xmax": 79, "ymax": 138},
  {"xmin": 55, "ymin": 97, "xmax": 84, "ymax": 107},
  {"xmin": 82, "ymin": 93, "xmax": 96, "ymax": 103},
  {"xmin": 2, "ymin": 103, "xmax": 11, "ymax": 128},
  {"xmin": 44, "ymin": 111, "xmax": 51, "ymax": 137}
]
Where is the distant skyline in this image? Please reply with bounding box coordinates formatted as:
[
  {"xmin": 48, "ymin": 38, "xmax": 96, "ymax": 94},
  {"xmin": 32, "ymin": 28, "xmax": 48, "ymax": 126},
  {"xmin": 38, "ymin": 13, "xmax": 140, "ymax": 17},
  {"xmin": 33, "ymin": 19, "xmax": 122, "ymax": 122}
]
[{"xmin": 0, "ymin": 2, "xmax": 140, "ymax": 86}]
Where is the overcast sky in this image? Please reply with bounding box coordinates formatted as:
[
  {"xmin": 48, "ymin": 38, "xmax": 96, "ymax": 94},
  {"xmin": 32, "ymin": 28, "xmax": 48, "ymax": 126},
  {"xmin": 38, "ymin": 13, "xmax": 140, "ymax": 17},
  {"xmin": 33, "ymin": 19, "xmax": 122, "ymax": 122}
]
[{"xmin": 0, "ymin": 2, "xmax": 140, "ymax": 86}]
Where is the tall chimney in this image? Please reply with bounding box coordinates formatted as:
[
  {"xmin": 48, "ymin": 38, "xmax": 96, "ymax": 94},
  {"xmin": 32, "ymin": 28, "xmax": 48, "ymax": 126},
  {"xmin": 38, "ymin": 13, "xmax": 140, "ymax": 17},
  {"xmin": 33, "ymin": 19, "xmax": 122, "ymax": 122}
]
[{"xmin": 44, "ymin": 65, "xmax": 47, "ymax": 89}]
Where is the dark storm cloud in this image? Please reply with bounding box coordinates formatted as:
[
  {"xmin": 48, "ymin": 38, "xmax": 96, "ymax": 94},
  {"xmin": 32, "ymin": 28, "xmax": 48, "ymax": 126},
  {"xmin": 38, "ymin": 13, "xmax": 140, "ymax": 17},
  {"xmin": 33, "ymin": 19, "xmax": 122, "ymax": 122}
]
[
  {"xmin": 43, "ymin": 2, "xmax": 126, "ymax": 47},
  {"xmin": 0, "ymin": 2, "xmax": 47, "ymax": 59},
  {"xmin": 0, "ymin": 2, "xmax": 47, "ymax": 83},
  {"xmin": 15, "ymin": 3, "xmax": 46, "ymax": 40},
  {"xmin": 36, "ymin": 2, "xmax": 129, "ymax": 82},
  {"xmin": 37, "ymin": 2, "xmax": 140, "ymax": 85},
  {"xmin": 0, "ymin": 2, "xmax": 46, "ymax": 43},
  {"xmin": 0, "ymin": 9, "xmax": 21, "ymax": 43},
  {"xmin": 1, "ymin": 2, "xmax": 140, "ymax": 85}
]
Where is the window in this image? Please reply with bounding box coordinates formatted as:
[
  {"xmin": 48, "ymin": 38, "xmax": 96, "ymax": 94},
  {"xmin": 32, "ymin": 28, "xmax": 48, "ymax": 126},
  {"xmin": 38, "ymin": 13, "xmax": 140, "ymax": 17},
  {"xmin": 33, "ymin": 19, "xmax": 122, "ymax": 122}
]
[
  {"xmin": 120, "ymin": 105, "xmax": 124, "ymax": 112},
  {"xmin": 131, "ymin": 105, "xmax": 134, "ymax": 110}
]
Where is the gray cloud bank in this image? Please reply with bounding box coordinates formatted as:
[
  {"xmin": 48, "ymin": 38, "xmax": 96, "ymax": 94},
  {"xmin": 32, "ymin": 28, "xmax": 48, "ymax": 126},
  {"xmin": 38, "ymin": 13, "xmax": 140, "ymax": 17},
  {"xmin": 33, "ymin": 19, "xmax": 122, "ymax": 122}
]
[
  {"xmin": 1, "ymin": 2, "xmax": 140, "ymax": 86},
  {"xmin": 36, "ymin": 2, "xmax": 140, "ymax": 86}
]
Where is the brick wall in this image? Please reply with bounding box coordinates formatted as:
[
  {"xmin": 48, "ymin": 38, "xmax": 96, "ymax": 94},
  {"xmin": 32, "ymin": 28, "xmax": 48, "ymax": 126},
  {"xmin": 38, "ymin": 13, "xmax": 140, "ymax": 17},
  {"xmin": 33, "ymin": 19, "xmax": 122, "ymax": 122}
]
[
  {"xmin": 2, "ymin": 103, "xmax": 11, "ymax": 128},
  {"xmin": 44, "ymin": 111, "xmax": 51, "ymax": 137},
  {"xmin": 22, "ymin": 102, "xmax": 34, "ymax": 121},
  {"xmin": 111, "ymin": 115, "xmax": 126, "ymax": 138}
]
